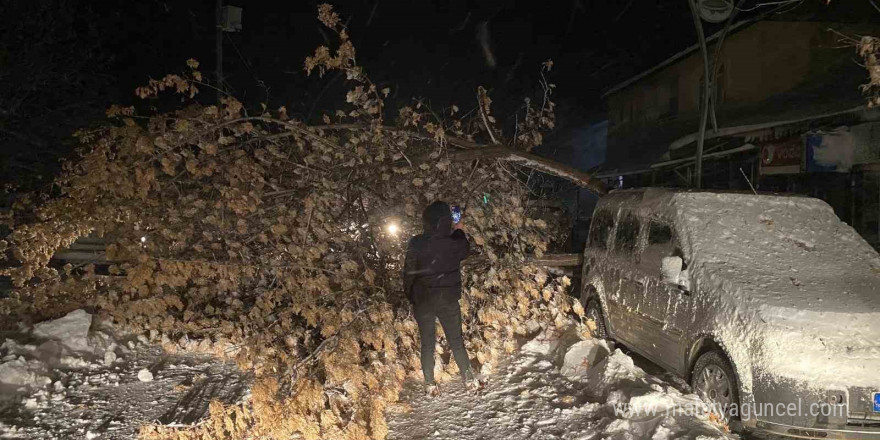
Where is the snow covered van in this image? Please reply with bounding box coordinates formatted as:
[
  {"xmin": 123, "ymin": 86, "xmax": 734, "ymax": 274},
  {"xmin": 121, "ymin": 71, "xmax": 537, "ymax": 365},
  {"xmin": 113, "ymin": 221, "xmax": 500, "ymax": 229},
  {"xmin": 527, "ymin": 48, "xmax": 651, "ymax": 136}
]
[{"xmin": 580, "ymin": 188, "xmax": 880, "ymax": 439}]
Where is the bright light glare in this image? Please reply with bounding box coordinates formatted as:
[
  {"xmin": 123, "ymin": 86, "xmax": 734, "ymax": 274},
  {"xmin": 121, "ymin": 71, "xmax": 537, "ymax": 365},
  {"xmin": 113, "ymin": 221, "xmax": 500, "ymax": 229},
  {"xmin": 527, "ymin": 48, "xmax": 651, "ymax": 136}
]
[
  {"xmin": 386, "ymin": 223, "xmax": 399, "ymax": 235},
  {"xmin": 140, "ymin": 236, "xmax": 147, "ymax": 243}
]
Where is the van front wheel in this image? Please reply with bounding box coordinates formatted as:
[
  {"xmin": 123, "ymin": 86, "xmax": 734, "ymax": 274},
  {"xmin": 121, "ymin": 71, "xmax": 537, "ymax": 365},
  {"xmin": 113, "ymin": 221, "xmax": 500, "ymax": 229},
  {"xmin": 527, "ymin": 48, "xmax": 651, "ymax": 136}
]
[{"xmin": 691, "ymin": 351, "xmax": 740, "ymax": 425}]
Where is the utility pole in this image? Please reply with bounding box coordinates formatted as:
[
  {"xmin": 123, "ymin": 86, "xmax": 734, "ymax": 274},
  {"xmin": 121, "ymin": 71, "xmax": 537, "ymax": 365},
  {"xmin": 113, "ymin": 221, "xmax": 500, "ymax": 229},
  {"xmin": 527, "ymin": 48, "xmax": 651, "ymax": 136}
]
[
  {"xmin": 216, "ymin": 0, "xmax": 224, "ymax": 104},
  {"xmin": 688, "ymin": 0, "xmax": 711, "ymax": 189}
]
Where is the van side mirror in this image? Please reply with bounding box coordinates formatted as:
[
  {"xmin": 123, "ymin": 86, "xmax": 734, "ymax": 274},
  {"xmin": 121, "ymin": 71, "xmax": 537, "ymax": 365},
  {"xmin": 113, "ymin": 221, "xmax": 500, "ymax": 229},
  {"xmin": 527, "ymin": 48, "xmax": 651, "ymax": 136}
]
[{"xmin": 661, "ymin": 256, "xmax": 683, "ymax": 284}]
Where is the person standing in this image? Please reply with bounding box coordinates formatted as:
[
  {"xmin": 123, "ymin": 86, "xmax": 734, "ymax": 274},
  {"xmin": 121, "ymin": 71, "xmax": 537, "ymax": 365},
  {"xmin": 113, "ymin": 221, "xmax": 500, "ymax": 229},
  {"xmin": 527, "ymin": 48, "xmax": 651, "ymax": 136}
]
[{"xmin": 403, "ymin": 201, "xmax": 475, "ymax": 396}]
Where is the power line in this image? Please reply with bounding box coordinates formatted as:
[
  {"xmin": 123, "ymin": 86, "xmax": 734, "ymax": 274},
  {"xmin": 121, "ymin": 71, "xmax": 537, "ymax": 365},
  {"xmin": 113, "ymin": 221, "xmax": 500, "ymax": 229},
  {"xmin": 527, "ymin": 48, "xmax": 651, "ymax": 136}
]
[
  {"xmin": 735, "ymin": 0, "xmax": 804, "ymax": 12},
  {"xmin": 225, "ymin": 32, "xmax": 270, "ymax": 102}
]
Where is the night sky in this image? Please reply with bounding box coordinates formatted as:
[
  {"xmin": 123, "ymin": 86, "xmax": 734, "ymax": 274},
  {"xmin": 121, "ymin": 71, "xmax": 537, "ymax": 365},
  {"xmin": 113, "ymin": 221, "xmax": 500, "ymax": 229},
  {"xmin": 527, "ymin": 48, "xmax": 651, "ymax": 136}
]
[
  {"xmin": 0, "ymin": 0, "xmax": 872, "ymax": 190},
  {"xmin": 103, "ymin": 0, "xmax": 699, "ymax": 121}
]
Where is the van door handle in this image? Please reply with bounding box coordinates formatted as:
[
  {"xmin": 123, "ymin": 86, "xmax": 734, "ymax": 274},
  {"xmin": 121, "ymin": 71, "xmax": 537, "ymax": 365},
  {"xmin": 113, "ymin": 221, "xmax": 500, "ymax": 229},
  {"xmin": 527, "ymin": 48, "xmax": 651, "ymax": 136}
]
[
  {"xmin": 664, "ymin": 281, "xmax": 690, "ymax": 295},
  {"xmin": 646, "ymin": 315, "xmax": 664, "ymax": 325},
  {"xmin": 624, "ymin": 275, "xmax": 643, "ymax": 285}
]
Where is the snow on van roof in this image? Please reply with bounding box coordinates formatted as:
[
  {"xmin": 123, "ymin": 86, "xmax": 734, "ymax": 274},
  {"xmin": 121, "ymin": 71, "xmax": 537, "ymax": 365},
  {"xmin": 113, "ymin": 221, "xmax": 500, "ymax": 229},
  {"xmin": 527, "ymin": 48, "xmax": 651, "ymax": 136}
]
[
  {"xmin": 671, "ymin": 191, "xmax": 880, "ymax": 314},
  {"xmin": 599, "ymin": 189, "xmax": 880, "ymax": 314}
]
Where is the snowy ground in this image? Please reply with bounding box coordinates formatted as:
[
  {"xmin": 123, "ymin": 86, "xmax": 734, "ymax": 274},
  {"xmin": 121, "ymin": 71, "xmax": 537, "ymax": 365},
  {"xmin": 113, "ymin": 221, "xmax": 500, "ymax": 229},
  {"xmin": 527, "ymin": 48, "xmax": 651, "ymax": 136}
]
[
  {"xmin": 1, "ymin": 312, "xmax": 739, "ymax": 440},
  {"xmin": 0, "ymin": 310, "xmax": 250, "ymax": 440},
  {"xmin": 387, "ymin": 327, "xmax": 737, "ymax": 440}
]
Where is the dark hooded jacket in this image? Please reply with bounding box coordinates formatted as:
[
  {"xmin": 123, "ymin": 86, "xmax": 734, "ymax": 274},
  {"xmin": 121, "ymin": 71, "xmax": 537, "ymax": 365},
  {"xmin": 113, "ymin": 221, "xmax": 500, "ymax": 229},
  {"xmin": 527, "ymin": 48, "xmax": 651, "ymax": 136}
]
[{"xmin": 403, "ymin": 201, "xmax": 470, "ymax": 304}]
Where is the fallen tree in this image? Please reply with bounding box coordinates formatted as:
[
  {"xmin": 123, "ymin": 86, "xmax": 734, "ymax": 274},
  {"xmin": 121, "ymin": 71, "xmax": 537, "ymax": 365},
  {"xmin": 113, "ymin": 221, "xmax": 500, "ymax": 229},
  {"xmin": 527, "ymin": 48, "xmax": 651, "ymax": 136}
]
[
  {"xmin": 450, "ymin": 146, "xmax": 606, "ymax": 195},
  {"xmin": 0, "ymin": 5, "xmax": 592, "ymax": 439},
  {"xmin": 858, "ymin": 34, "xmax": 880, "ymax": 107}
]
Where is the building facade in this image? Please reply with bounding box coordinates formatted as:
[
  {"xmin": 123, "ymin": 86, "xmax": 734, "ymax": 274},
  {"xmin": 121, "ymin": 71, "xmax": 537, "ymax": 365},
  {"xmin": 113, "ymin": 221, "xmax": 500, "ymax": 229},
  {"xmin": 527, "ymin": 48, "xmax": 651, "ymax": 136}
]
[{"xmin": 598, "ymin": 18, "xmax": 880, "ymax": 248}]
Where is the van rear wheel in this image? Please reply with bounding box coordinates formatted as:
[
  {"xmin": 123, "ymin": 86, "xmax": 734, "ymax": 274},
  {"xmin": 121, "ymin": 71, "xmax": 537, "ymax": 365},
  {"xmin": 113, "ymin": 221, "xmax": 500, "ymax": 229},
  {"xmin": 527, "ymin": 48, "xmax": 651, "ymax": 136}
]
[
  {"xmin": 691, "ymin": 351, "xmax": 740, "ymax": 426},
  {"xmin": 584, "ymin": 299, "xmax": 608, "ymax": 339}
]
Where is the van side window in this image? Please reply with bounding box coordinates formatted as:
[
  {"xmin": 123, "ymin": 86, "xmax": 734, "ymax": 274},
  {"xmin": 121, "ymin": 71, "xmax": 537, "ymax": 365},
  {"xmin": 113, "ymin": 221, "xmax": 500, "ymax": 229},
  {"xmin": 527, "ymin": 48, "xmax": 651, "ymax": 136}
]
[
  {"xmin": 649, "ymin": 222, "xmax": 673, "ymax": 246},
  {"xmin": 615, "ymin": 213, "xmax": 639, "ymax": 254},
  {"xmin": 589, "ymin": 210, "xmax": 613, "ymax": 250},
  {"xmin": 641, "ymin": 221, "xmax": 674, "ymax": 274}
]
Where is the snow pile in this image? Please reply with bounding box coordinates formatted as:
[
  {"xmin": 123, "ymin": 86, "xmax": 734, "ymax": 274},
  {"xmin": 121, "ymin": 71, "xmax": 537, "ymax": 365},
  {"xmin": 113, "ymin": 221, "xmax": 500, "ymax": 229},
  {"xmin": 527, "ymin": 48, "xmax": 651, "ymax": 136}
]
[
  {"xmin": 0, "ymin": 309, "xmax": 121, "ymax": 401},
  {"xmin": 137, "ymin": 368, "xmax": 154, "ymax": 382},
  {"xmin": 0, "ymin": 356, "xmax": 51, "ymax": 389},
  {"xmin": 0, "ymin": 310, "xmax": 250, "ymax": 439},
  {"xmin": 521, "ymin": 326, "xmax": 571, "ymax": 356},
  {"xmin": 560, "ymin": 339, "xmax": 610, "ymax": 378},
  {"xmin": 388, "ymin": 328, "xmax": 732, "ymax": 440},
  {"xmin": 31, "ymin": 308, "xmax": 93, "ymax": 352},
  {"xmin": 521, "ymin": 325, "xmax": 587, "ymax": 365},
  {"xmin": 0, "ymin": 310, "xmax": 135, "ymax": 437}
]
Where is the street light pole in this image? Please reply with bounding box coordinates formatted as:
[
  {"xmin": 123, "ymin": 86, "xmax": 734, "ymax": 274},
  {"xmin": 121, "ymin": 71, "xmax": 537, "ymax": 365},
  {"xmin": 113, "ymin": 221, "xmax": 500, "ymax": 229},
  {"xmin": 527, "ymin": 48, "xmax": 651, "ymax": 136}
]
[
  {"xmin": 216, "ymin": 0, "xmax": 224, "ymax": 104},
  {"xmin": 688, "ymin": 0, "xmax": 710, "ymax": 189}
]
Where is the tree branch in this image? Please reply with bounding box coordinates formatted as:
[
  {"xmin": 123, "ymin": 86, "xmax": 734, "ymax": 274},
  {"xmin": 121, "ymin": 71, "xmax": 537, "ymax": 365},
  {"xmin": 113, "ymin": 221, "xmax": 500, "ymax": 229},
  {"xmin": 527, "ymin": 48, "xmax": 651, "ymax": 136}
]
[
  {"xmin": 450, "ymin": 146, "xmax": 607, "ymax": 195},
  {"xmin": 215, "ymin": 118, "xmax": 607, "ymax": 195}
]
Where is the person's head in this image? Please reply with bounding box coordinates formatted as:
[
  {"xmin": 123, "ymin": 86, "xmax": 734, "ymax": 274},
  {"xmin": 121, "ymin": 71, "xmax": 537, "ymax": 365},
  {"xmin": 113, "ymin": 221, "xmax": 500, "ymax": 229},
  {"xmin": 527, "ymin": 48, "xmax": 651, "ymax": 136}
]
[{"xmin": 422, "ymin": 201, "xmax": 452, "ymax": 236}]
